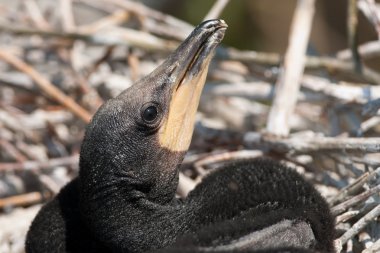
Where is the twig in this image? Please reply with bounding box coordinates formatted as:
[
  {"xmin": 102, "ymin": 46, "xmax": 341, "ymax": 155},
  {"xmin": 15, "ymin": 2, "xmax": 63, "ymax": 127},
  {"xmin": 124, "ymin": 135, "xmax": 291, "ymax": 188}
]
[
  {"xmin": 0, "ymin": 154, "xmax": 79, "ymax": 171},
  {"xmin": 335, "ymin": 210, "xmax": 360, "ymax": 224},
  {"xmin": 363, "ymin": 238, "xmax": 380, "ymax": 253},
  {"xmin": 254, "ymin": 134, "xmax": 380, "ymax": 153},
  {"xmin": 0, "ymin": 192, "xmax": 50, "ymax": 209},
  {"xmin": 204, "ymin": 76, "xmax": 380, "ymax": 104},
  {"xmin": 127, "ymin": 49, "xmax": 140, "ymax": 82},
  {"xmin": 76, "ymin": 0, "xmax": 189, "ymax": 41},
  {"xmin": 0, "ymin": 49, "xmax": 92, "ymax": 123},
  {"xmin": 203, "ymin": 0, "xmax": 230, "ymax": 21},
  {"xmin": 337, "ymin": 40, "xmax": 380, "ymax": 60},
  {"xmin": 301, "ymin": 75, "xmax": 380, "ymax": 104},
  {"xmin": 23, "ymin": 0, "xmax": 51, "ymax": 30},
  {"xmin": 77, "ymin": 9, "xmax": 130, "ymax": 34},
  {"xmin": 193, "ymin": 150, "xmax": 264, "ymax": 173},
  {"xmin": 0, "ymin": 139, "xmax": 27, "ymax": 163},
  {"xmin": 329, "ymin": 172, "xmax": 370, "ymax": 205},
  {"xmin": 177, "ymin": 172, "xmax": 197, "ymax": 198},
  {"xmin": 217, "ymin": 48, "xmax": 380, "ymax": 84},
  {"xmin": 356, "ymin": 116, "xmax": 380, "ymax": 136},
  {"xmin": 104, "ymin": 0, "xmax": 193, "ymax": 34},
  {"xmin": 347, "ymin": 0, "xmax": 362, "ymax": 72},
  {"xmin": 331, "ymin": 184, "xmax": 380, "ymax": 215},
  {"xmin": 266, "ymin": 0, "xmax": 316, "ymax": 136},
  {"xmin": 337, "ymin": 204, "xmax": 380, "ymax": 245},
  {"xmin": 0, "ymin": 24, "xmax": 177, "ymax": 51},
  {"xmin": 60, "ymin": 0, "xmax": 76, "ymax": 32},
  {"xmin": 38, "ymin": 175, "xmax": 61, "ymax": 194},
  {"xmin": 359, "ymin": 232, "xmax": 373, "ymax": 250}
]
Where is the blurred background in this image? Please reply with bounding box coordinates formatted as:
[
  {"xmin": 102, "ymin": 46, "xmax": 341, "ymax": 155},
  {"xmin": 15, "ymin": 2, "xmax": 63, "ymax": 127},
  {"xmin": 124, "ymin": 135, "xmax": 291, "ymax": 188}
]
[{"xmin": 143, "ymin": 0, "xmax": 380, "ymax": 66}]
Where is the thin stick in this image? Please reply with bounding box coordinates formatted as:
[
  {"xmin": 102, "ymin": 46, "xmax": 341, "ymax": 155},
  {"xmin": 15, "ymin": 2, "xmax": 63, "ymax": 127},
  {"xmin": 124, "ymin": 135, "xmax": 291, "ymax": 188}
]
[
  {"xmin": 177, "ymin": 172, "xmax": 197, "ymax": 198},
  {"xmin": 337, "ymin": 40, "xmax": 380, "ymax": 60},
  {"xmin": 60, "ymin": 0, "xmax": 76, "ymax": 32},
  {"xmin": 0, "ymin": 50, "xmax": 92, "ymax": 123},
  {"xmin": 217, "ymin": 48, "xmax": 380, "ymax": 84},
  {"xmin": 0, "ymin": 24, "xmax": 177, "ymax": 51},
  {"xmin": 266, "ymin": 0, "xmax": 316, "ymax": 136},
  {"xmin": 301, "ymin": 75, "xmax": 380, "ymax": 104},
  {"xmin": 203, "ymin": 0, "xmax": 230, "ymax": 21},
  {"xmin": 23, "ymin": 0, "xmax": 51, "ymax": 30},
  {"xmin": 331, "ymin": 184, "xmax": 380, "ymax": 215},
  {"xmin": 338, "ymin": 204, "xmax": 380, "ymax": 245},
  {"xmin": 0, "ymin": 155, "xmax": 79, "ymax": 172},
  {"xmin": 347, "ymin": 0, "xmax": 362, "ymax": 72},
  {"xmin": 356, "ymin": 116, "xmax": 380, "ymax": 136},
  {"xmin": 77, "ymin": 10, "xmax": 130, "ymax": 34},
  {"xmin": 194, "ymin": 150, "xmax": 263, "ymax": 173},
  {"xmin": 105, "ymin": 0, "xmax": 193, "ymax": 32},
  {"xmin": 0, "ymin": 192, "xmax": 50, "ymax": 208},
  {"xmin": 329, "ymin": 172, "xmax": 369, "ymax": 205},
  {"xmin": 363, "ymin": 238, "xmax": 380, "ymax": 253},
  {"xmin": 258, "ymin": 135, "xmax": 380, "ymax": 153},
  {"xmin": 205, "ymin": 77, "xmax": 380, "ymax": 104},
  {"xmin": 335, "ymin": 210, "xmax": 360, "ymax": 224}
]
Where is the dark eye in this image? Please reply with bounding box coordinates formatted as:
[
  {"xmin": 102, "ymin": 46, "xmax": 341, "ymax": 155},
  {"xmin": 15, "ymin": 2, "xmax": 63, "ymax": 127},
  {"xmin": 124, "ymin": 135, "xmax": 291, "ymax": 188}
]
[{"xmin": 142, "ymin": 105, "xmax": 158, "ymax": 122}]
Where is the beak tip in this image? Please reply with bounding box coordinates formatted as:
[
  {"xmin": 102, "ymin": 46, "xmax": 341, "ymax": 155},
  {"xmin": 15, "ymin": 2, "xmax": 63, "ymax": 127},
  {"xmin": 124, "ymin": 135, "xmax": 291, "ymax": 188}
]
[
  {"xmin": 201, "ymin": 19, "xmax": 228, "ymax": 30},
  {"xmin": 219, "ymin": 19, "xmax": 228, "ymax": 28}
]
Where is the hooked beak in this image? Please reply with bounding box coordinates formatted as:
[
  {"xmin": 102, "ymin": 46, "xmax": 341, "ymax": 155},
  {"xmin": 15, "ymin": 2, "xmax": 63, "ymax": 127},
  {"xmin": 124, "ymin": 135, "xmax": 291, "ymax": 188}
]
[{"xmin": 158, "ymin": 19, "xmax": 227, "ymax": 152}]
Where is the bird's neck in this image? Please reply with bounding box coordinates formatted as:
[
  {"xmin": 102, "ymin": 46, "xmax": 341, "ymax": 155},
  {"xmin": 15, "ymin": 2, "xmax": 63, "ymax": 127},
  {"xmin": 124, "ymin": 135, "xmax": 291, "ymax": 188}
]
[
  {"xmin": 80, "ymin": 183, "xmax": 190, "ymax": 252},
  {"xmin": 78, "ymin": 149, "xmax": 190, "ymax": 252}
]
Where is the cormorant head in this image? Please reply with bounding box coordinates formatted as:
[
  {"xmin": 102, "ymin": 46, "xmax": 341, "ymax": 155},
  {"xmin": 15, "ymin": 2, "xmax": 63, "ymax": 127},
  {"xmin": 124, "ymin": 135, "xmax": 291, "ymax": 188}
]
[{"xmin": 79, "ymin": 20, "xmax": 227, "ymax": 204}]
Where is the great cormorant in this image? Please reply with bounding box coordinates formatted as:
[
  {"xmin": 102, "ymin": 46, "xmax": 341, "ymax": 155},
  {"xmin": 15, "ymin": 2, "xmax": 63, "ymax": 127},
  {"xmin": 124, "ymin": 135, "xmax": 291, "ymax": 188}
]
[{"xmin": 25, "ymin": 19, "xmax": 335, "ymax": 253}]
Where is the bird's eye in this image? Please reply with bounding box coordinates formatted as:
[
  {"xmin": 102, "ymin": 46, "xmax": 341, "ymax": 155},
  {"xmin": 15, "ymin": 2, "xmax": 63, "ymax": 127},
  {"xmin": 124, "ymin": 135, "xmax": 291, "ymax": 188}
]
[{"xmin": 142, "ymin": 105, "xmax": 158, "ymax": 123}]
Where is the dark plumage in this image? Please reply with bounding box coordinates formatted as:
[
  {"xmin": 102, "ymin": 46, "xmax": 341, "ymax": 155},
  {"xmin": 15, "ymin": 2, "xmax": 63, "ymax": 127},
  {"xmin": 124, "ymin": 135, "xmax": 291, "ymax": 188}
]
[
  {"xmin": 25, "ymin": 19, "xmax": 335, "ymax": 253},
  {"xmin": 159, "ymin": 159, "xmax": 335, "ymax": 253}
]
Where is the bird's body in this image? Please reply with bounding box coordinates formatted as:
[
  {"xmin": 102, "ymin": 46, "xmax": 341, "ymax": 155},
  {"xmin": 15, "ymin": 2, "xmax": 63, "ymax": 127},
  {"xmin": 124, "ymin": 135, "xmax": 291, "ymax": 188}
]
[
  {"xmin": 25, "ymin": 20, "xmax": 335, "ymax": 253},
  {"xmin": 26, "ymin": 160, "xmax": 334, "ymax": 253}
]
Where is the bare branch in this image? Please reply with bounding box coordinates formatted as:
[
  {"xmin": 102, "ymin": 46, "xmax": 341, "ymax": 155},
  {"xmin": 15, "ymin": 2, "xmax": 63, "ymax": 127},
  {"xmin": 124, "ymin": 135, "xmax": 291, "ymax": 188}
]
[
  {"xmin": 331, "ymin": 184, "xmax": 380, "ymax": 215},
  {"xmin": 266, "ymin": 0, "xmax": 315, "ymax": 136},
  {"xmin": 337, "ymin": 204, "xmax": 380, "ymax": 245},
  {"xmin": 0, "ymin": 50, "xmax": 93, "ymax": 123}
]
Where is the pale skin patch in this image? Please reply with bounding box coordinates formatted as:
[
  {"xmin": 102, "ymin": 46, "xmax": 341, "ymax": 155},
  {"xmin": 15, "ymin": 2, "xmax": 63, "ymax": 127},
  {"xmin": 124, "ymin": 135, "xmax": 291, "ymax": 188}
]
[{"xmin": 158, "ymin": 63, "xmax": 210, "ymax": 152}]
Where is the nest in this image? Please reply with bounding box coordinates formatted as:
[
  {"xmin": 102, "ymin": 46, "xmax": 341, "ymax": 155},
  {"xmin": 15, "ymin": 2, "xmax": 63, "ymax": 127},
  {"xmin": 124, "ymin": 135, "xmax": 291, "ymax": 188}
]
[{"xmin": 0, "ymin": 0, "xmax": 379, "ymax": 252}]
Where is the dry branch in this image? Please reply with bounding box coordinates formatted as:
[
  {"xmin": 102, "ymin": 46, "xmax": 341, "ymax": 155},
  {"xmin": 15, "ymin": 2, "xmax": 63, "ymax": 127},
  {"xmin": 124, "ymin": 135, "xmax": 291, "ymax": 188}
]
[
  {"xmin": 0, "ymin": 192, "xmax": 50, "ymax": 209},
  {"xmin": 335, "ymin": 210, "xmax": 360, "ymax": 224},
  {"xmin": 363, "ymin": 238, "xmax": 380, "ymax": 253},
  {"xmin": 218, "ymin": 49, "xmax": 380, "ymax": 84},
  {"xmin": 331, "ymin": 184, "xmax": 380, "ymax": 216},
  {"xmin": 337, "ymin": 41, "xmax": 380, "ymax": 60},
  {"xmin": 61, "ymin": 0, "xmax": 76, "ymax": 32},
  {"xmin": 0, "ymin": 50, "xmax": 92, "ymax": 123},
  {"xmin": 23, "ymin": 0, "xmax": 51, "ymax": 30},
  {"xmin": 252, "ymin": 134, "xmax": 380, "ymax": 154},
  {"xmin": 204, "ymin": 76, "xmax": 380, "ymax": 105},
  {"xmin": 329, "ymin": 172, "xmax": 370, "ymax": 205},
  {"xmin": 0, "ymin": 155, "xmax": 79, "ymax": 172},
  {"xmin": 337, "ymin": 204, "xmax": 380, "ymax": 245},
  {"xmin": 347, "ymin": 0, "xmax": 361, "ymax": 72},
  {"xmin": 266, "ymin": 0, "xmax": 315, "ymax": 136},
  {"xmin": 0, "ymin": 24, "xmax": 177, "ymax": 51}
]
